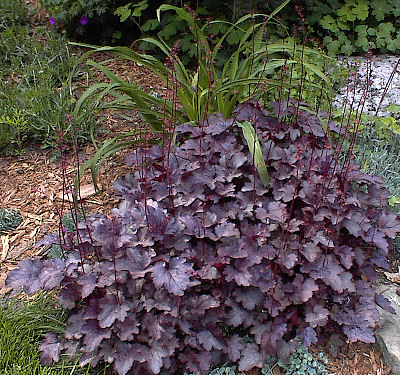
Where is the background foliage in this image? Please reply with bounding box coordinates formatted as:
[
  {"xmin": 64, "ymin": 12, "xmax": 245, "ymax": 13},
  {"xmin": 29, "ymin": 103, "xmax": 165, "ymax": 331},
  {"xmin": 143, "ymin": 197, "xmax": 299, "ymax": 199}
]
[
  {"xmin": 38, "ymin": 0, "xmax": 400, "ymax": 57},
  {"xmin": 0, "ymin": 0, "xmax": 97, "ymax": 154}
]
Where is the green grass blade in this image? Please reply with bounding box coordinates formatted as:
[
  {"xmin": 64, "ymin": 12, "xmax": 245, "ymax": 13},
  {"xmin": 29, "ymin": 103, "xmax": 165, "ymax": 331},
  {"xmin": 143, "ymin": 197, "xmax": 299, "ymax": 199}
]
[{"xmin": 238, "ymin": 121, "xmax": 270, "ymax": 186}]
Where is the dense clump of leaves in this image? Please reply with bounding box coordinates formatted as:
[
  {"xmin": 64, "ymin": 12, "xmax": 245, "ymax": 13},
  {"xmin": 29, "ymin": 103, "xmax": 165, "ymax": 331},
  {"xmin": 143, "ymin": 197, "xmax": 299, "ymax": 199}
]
[
  {"xmin": 6, "ymin": 100, "xmax": 400, "ymax": 375},
  {"xmin": 276, "ymin": 344, "xmax": 328, "ymax": 375},
  {"xmin": 0, "ymin": 208, "xmax": 22, "ymax": 233}
]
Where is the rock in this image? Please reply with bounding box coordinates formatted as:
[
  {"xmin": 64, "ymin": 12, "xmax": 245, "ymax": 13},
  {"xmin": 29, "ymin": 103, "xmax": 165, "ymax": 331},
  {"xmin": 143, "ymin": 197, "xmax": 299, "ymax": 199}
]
[
  {"xmin": 56, "ymin": 183, "xmax": 102, "ymax": 202},
  {"xmin": 334, "ymin": 54, "xmax": 400, "ymax": 116},
  {"xmin": 375, "ymin": 283, "xmax": 400, "ymax": 374}
]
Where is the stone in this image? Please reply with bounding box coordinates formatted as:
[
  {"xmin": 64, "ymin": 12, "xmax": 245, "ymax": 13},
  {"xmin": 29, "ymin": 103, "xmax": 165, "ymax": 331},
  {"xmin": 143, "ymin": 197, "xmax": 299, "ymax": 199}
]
[
  {"xmin": 335, "ymin": 55, "xmax": 400, "ymax": 116},
  {"xmin": 56, "ymin": 183, "xmax": 102, "ymax": 202},
  {"xmin": 375, "ymin": 283, "xmax": 400, "ymax": 374}
]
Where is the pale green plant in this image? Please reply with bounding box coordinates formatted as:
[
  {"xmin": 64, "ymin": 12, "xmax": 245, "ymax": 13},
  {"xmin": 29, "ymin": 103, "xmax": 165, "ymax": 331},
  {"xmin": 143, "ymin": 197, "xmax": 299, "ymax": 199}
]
[{"xmin": 0, "ymin": 110, "xmax": 28, "ymax": 154}]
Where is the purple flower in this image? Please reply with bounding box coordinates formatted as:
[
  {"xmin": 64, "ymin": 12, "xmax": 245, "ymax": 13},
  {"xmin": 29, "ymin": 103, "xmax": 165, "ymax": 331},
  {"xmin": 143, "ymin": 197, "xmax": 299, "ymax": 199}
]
[
  {"xmin": 80, "ymin": 16, "xmax": 88, "ymax": 26},
  {"xmin": 49, "ymin": 17, "xmax": 55, "ymax": 26}
]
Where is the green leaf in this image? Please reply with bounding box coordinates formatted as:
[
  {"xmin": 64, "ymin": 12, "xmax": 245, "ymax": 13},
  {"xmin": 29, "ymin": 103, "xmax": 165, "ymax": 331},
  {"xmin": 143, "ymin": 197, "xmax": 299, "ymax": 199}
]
[
  {"xmin": 319, "ymin": 15, "xmax": 339, "ymax": 33},
  {"xmin": 355, "ymin": 24, "xmax": 368, "ymax": 36},
  {"xmin": 389, "ymin": 196, "xmax": 400, "ymax": 207},
  {"xmin": 131, "ymin": 0, "xmax": 149, "ymax": 17},
  {"xmin": 114, "ymin": 3, "xmax": 132, "ymax": 23},
  {"xmin": 226, "ymin": 29, "xmax": 243, "ymax": 45},
  {"xmin": 237, "ymin": 121, "xmax": 270, "ymax": 187},
  {"xmin": 352, "ymin": 1, "xmax": 369, "ymax": 20},
  {"xmin": 141, "ymin": 18, "xmax": 159, "ymax": 32},
  {"xmin": 385, "ymin": 104, "xmax": 400, "ymax": 113},
  {"xmin": 371, "ymin": 0, "xmax": 387, "ymax": 21},
  {"xmin": 158, "ymin": 22, "xmax": 177, "ymax": 39},
  {"xmin": 337, "ymin": 20, "xmax": 350, "ymax": 31},
  {"xmin": 340, "ymin": 42, "xmax": 353, "ymax": 55}
]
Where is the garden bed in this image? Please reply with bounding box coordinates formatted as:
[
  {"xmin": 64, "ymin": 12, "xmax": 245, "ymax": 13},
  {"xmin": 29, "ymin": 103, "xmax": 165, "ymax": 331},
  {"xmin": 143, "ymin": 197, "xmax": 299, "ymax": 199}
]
[{"xmin": 0, "ymin": 1, "xmax": 397, "ymax": 374}]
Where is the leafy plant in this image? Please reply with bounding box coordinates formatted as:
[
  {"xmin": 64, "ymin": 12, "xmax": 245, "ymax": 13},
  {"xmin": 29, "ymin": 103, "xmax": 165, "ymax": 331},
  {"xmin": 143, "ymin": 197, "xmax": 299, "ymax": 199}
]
[
  {"xmin": 6, "ymin": 99, "xmax": 399, "ymax": 375},
  {"xmin": 300, "ymin": 0, "xmax": 400, "ymax": 55},
  {"xmin": 0, "ymin": 110, "xmax": 28, "ymax": 154},
  {"xmin": 38, "ymin": 0, "xmax": 126, "ymax": 43},
  {"xmin": 49, "ymin": 211, "xmax": 85, "ymax": 259},
  {"xmin": 353, "ymin": 108, "xmax": 400, "ymax": 257},
  {"xmin": 114, "ymin": 0, "xmax": 149, "ymax": 27},
  {"xmin": 0, "ymin": 0, "xmax": 28, "ymax": 31},
  {"xmin": 0, "ymin": 292, "xmax": 108, "ymax": 374},
  {"xmin": 73, "ymin": 3, "xmax": 332, "ymax": 187},
  {"xmin": 0, "ymin": 6, "xmax": 97, "ymax": 153},
  {"xmin": 276, "ymin": 344, "xmax": 328, "ymax": 375},
  {"xmin": 0, "ymin": 208, "xmax": 22, "ymax": 233}
]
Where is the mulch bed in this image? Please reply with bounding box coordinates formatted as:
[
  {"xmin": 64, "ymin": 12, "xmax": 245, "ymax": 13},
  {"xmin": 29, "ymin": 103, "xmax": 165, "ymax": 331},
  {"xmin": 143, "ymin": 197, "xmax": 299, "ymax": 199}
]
[{"xmin": 0, "ymin": 1, "xmax": 395, "ymax": 374}]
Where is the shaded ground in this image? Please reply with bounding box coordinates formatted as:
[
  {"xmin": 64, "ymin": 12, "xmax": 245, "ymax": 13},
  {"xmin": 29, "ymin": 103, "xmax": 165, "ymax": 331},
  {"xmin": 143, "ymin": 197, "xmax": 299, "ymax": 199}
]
[{"xmin": 0, "ymin": 1, "xmax": 394, "ymax": 374}]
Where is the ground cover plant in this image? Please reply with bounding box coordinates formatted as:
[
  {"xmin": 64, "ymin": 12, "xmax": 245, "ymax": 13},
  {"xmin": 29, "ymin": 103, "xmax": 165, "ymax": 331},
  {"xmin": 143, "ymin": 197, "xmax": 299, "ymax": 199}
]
[
  {"xmin": 6, "ymin": 94, "xmax": 400, "ymax": 374},
  {"xmin": 0, "ymin": 292, "xmax": 109, "ymax": 374}
]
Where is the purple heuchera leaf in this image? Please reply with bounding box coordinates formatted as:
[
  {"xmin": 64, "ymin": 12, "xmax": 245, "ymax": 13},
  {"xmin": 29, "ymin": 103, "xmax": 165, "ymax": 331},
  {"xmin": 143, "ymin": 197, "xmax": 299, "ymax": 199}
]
[
  {"xmin": 225, "ymin": 334, "xmax": 244, "ymax": 362},
  {"xmin": 238, "ymin": 343, "xmax": 264, "ymax": 371},
  {"xmin": 180, "ymin": 215, "xmax": 204, "ymax": 238},
  {"xmin": 265, "ymin": 201, "xmax": 288, "ymax": 223},
  {"xmin": 305, "ymin": 304, "xmax": 329, "ymax": 328},
  {"xmin": 114, "ymin": 342, "xmax": 148, "ymax": 375},
  {"xmin": 301, "ymin": 242, "xmax": 321, "ymax": 262},
  {"xmin": 98, "ymin": 294, "xmax": 130, "ymax": 328},
  {"xmin": 179, "ymin": 350, "xmax": 213, "ymax": 375},
  {"xmin": 39, "ymin": 333, "xmax": 62, "ymax": 366},
  {"xmin": 223, "ymin": 265, "xmax": 252, "ymax": 286},
  {"xmin": 291, "ymin": 275, "xmax": 319, "ymax": 303},
  {"xmin": 189, "ymin": 294, "xmax": 220, "ymax": 315},
  {"xmin": 116, "ymin": 247, "xmax": 151, "ymax": 279},
  {"xmin": 81, "ymin": 319, "xmax": 112, "ymax": 352},
  {"xmin": 148, "ymin": 343, "xmax": 169, "ymax": 374},
  {"xmin": 226, "ymin": 298, "xmax": 254, "ymax": 327},
  {"xmin": 65, "ymin": 312, "xmax": 84, "ymax": 340},
  {"xmin": 35, "ymin": 232, "xmax": 60, "ymax": 247},
  {"xmin": 302, "ymin": 254, "xmax": 347, "ymax": 292},
  {"xmin": 38, "ymin": 259, "xmax": 65, "ymax": 290},
  {"xmin": 115, "ymin": 312, "xmax": 140, "ymax": 341},
  {"xmin": 77, "ymin": 273, "xmax": 97, "ymax": 298},
  {"xmin": 5, "ymin": 258, "xmax": 43, "ymax": 294},
  {"xmin": 197, "ymin": 330, "xmax": 224, "ymax": 351},
  {"xmin": 375, "ymin": 294, "xmax": 396, "ymax": 314},
  {"xmin": 233, "ymin": 287, "xmax": 264, "ymax": 310},
  {"xmin": 298, "ymin": 326, "xmax": 318, "ymax": 347},
  {"xmin": 152, "ymin": 257, "xmax": 193, "ymax": 296}
]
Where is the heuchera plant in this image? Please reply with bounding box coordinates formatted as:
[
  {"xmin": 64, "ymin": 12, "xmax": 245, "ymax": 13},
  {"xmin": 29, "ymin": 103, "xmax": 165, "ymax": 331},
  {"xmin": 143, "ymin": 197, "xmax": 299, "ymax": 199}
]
[{"xmin": 6, "ymin": 100, "xmax": 400, "ymax": 375}]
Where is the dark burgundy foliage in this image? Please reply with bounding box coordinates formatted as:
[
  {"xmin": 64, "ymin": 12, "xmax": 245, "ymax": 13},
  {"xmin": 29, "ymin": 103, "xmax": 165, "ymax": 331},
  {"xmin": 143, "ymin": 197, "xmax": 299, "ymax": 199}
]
[{"xmin": 6, "ymin": 100, "xmax": 400, "ymax": 375}]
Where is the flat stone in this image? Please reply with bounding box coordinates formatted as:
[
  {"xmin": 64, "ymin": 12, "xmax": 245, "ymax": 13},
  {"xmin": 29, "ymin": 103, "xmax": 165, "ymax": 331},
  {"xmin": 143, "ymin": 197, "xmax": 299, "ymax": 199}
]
[{"xmin": 375, "ymin": 283, "xmax": 400, "ymax": 374}]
